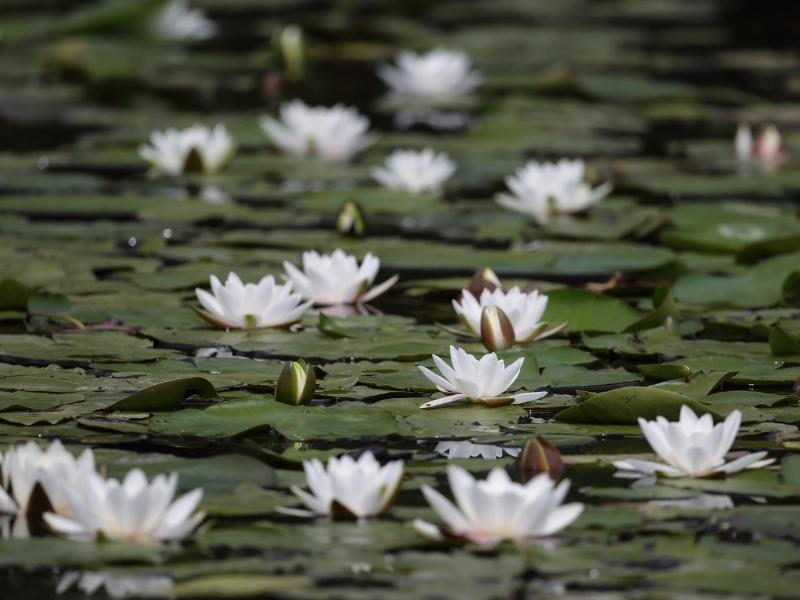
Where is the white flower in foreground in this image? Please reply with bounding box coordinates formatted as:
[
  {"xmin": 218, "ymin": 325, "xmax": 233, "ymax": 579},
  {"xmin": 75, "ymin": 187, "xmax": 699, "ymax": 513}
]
[
  {"xmin": 453, "ymin": 287, "xmax": 564, "ymax": 346},
  {"xmin": 0, "ymin": 440, "xmax": 95, "ymax": 516},
  {"xmin": 152, "ymin": 0, "xmax": 216, "ymax": 41},
  {"xmin": 371, "ymin": 149, "xmax": 456, "ymax": 195},
  {"xmin": 44, "ymin": 469, "xmax": 204, "ymax": 544},
  {"xmin": 139, "ymin": 124, "xmax": 235, "ymax": 176},
  {"xmin": 614, "ymin": 407, "xmax": 774, "ymax": 479},
  {"xmin": 283, "ymin": 249, "xmax": 398, "ymax": 306},
  {"xmin": 260, "ymin": 100, "xmax": 373, "ymax": 162},
  {"xmin": 435, "ymin": 441, "xmax": 520, "ymax": 460},
  {"xmin": 496, "ymin": 159, "xmax": 612, "ymax": 224},
  {"xmin": 415, "ymin": 466, "xmax": 583, "ymax": 547},
  {"xmin": 379, "ymin": 48, "xmax": 481, "ymax": 101},
  {"xmin": 418, "ymin": 346, "xmax": 547, "ymax": 409},
  {"xmin": 195, "ymin": 272, "xmax": 311, "ymax": 329},
  {"xmin": 290, "ymin": 452, "xmax": 404, "ymax": 519}
]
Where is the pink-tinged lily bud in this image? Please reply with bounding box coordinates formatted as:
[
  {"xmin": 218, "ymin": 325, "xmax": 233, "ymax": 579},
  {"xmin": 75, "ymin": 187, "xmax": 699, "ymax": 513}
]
[
  {"xmin": 516, "ymin": 436, "xmax": 565, "ymax": 484},
  {"xmin": 480, "ymin": 306, "xmax": 515, "ymax": 351},
  {"xmin": 275, "ymin": 359, "xmax": 316, "ymax": 405},
  {"xmin": 755, "ymin": 124, "xmax": 785, "ymax": 162},
  {"xmin": 467, "ymin": 267, "xmax": 503, "ymax": 298}
]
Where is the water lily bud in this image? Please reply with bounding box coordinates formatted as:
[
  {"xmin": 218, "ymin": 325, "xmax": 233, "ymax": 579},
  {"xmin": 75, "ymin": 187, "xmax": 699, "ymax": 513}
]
[
  {"xmin": 516, "ymin": 436, "xmax": 564, "ymax": 483},
  {"xmin": 336, "ymin": 201, "xmax": 366, "ymax": 237},
  {"xmin": 735, "ymin": 124, "xmax": 753, "ymax": 162},
  {"xmin": 755, "ymin": 124, "xmax": 785, "ymax": 162},
  {"xmin": 277, "ymin": 24, "xmax": 305, "ymax": 81},
  {"xmin": 275, "ymin": 359, "xmax": 316, "ymax": 405},
  {"xmin": 480, "ymin": 306, "xmax": 515, "ymax": 351},
  {"xmin": 467, "ymin": 267, "xmax": 503, "ymax": 298}
]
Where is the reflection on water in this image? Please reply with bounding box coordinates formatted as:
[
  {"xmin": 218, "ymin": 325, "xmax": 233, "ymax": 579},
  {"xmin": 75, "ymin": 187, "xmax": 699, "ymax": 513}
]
[
  {"xmin": 167, "ymin": 183, "xmax": 230, "ymax": 204},
  {"xmin": 435, "ymin": 441, "xmax": 521, "ymax": 460},
  {"xmin": 394, "ymin": 109, "xmax": 470, "ymax": 131},
  {"xmin": 57, "ymin": 571, "xmax": 174, "ymax": 599},
  {"xmin": 650, "ymin": 494, "xmax": 735, "ymax": 510}
]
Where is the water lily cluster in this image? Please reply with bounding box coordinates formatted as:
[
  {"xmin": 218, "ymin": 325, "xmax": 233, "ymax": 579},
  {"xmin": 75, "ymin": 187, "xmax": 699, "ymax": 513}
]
[
  {"xmin": 194, "ymin": 249, "xmax": 398, "ymax": 329},
  {"xmin": 0, "ymin": 441, "xmax": 203, "ymax": 544},
  {"xmin": 126, "ymin": 34, "xmax": 785, "ymax": 559}
]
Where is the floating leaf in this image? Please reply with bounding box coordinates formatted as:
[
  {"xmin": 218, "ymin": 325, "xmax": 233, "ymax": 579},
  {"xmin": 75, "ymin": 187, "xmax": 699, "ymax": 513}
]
[
  {"xmin": 106, "ymin": 377, "xmax": 217, "ymax": 411},
  {"xmin": 554, "ymin": 386, "xmax": 721, "ymax": 424}
]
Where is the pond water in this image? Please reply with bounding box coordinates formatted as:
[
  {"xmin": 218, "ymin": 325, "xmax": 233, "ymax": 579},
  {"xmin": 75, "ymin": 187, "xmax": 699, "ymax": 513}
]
[{"xmin": 2, "ymin": 0, "xmax": 800, "ymax": 598}]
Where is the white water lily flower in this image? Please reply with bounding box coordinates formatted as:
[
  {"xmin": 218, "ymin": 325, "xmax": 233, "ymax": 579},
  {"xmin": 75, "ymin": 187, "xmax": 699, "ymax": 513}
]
[
  {"xmin": 283, "ymin": 249, "xmax": 398, "ymax": 306},
  {"xmin": 496, "ymin": 159, "xmax": 612, "ymax": 224},
  {"xmin": 379, "ymin": 48, "xmax": 481, "ymax": 101},
  {"xmin": 139, "ymin": 124, "xmax": 235, "ymax": 176},
  {"xmin": 418, "ymin": 346, "xmax": 547, "ymax": 409},
  {"xmin": 414, "ymin": 465, "xmax": 583, "ymax": 547},
  {"xmin": 0, "ymin": 440, "xmax": 95, "ymax": 516},
  {"xmin": 453, "ymin": 287, "xmax": 563, "ymax": 344},
  {"xmin": 195, "ymin": 272, "xmax": 311, "ymax": 329},
  {"xmin": 435, "ymin": 441, "xmax": 521, "ymax": 460},
  {"xmin": 44, "ymin": 469, "xmax": 204, "ymax": 544},
  {"xmin": 289, "ymin": 452, "xmax": 404, "ymax": 519},
  {"xmin": 152, "ymin": 0, "xmax": 216, "ymax": 41},
  {"xmin": 371, "ymin": 149, "xmax": 456, "ymax": 195},
  {"xmin": 260, "ymin": 100, "xmax": 373, "ymax": 162},
  {"xmin": 614, "ymin": 407, "xmax": 774, "ymax": 479}
]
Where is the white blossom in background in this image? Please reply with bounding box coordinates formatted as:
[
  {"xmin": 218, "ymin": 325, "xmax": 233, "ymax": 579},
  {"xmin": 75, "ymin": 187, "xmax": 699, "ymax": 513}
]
[
  {"xmin": 289, "ymin": 452, "xmax": 404, "ymax": 519},
  {"xmin": 417, "ymin": 346, "xmax": 547, "ymax": 409},
  {"xmin": 151, "ymin": 0, "xmax": 216, "ymax": 41},
  {"xmin": 0, "ymin": 440, "xmax": 95, "ymax": 516},
  {"xmin": 614, "ymin": 407, "xmax": 774, "ymax": 479},
  {"xmin": 371, "ymin": 149, "xmax": 456, "ymax": 195},
  {"xmin": 260, "ymin": 100, "xmax": 373, "ymax": 162},
  {"xmin": 139, "ymin": 124, "xmax": 235, "ymax": 176},
  {"xmin": 496, "ymin": 159, "xmax": 612, "ymax": 224},
  {"xmin": 453, "ymin": 287, "xmax": 563, "ymax": 344},
  {"xmin": 414, "ymin": 465, "xmax": 583, "ymax": 547},
  {"xmin": 435, "ymin": 441, "xmax": 521, "ymax": 460},
  {"xmin": 379, "ymin": 48, "xmax": 481, "ymax": 101},
  {"xmin": 44, "ymin": 469, "xmax": 204, "ymax": 544},
  {"xmin": 283, "ymin": 249, "xmax": 398, "ymax": 306},
  {"xmin": 194, "ymin": 272, "xmax": 311, "ymax": 329}
]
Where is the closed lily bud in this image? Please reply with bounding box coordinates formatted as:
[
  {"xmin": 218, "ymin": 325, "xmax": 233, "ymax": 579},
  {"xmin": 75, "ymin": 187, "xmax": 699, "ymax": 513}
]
[
  {"xmin": 516, "ymin": 436, "xmax": 565, "ymax": 484},
  {"xmin": 467, "ymin": 267, "xmax": 503, "ymax": 298},
  {"xmin": 734, "ymin": 124, "xmax": 753, "ymax": 162},
  {"xmin": 275, "ymin": 359, "xmax": 316, "ymax": 405},
  {"xmin": 336, "ymin": 200, "xmax": 366, "ymax": 237},
  {"xmin": 278, "ymin": 24, "xmax": 305, "ymax": 81},
  {"xmin": 755, "ymin": 124, "xmax": 785, "ymax": 162},
  {"xmin": 480, "ymin": 306, "xmax": 515, "ymax": 351}
]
